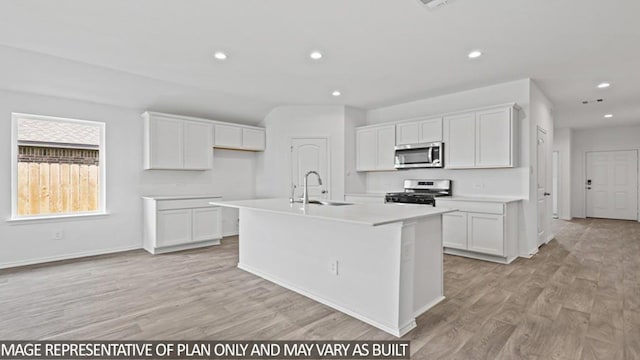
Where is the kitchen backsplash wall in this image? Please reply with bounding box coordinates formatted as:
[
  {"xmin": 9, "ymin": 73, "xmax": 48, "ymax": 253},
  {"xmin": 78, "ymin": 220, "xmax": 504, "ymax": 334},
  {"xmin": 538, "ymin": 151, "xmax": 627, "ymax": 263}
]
[
  {"xmin": 365, "ymin": 167, "xmax": 527, "ymax": 197},
  {"xmin": 139, "ymin": 148, "xmax": 256, "ymax": 236}
]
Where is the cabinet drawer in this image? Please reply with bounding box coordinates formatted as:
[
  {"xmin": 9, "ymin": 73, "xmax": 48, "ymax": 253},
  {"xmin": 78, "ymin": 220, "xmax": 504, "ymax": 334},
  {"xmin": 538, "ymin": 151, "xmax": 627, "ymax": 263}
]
[
  {"xmin": 437, "ymin": 200, "xmax": 504, "ymax": 215},
  {"xmin": 156, "ymin": 197, "xmax": 222, "ymax": 210}
]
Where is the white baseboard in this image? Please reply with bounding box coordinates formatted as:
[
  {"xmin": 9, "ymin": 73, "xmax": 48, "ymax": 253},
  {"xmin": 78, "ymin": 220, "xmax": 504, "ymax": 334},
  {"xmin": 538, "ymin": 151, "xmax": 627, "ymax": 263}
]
[
  {"xmin": 445, "ymin": 248, "xmax": 516, "ymax": 264},
  {"xmin": 546, "ymin": 233, "xmax": 555, "ymax": 244},
  {"xmin": 145, "ymin": 239, "xmax": 220, "ymax": 255},
  {"xmin": 0, "ymin": 244, "xmax": 141, "ymax": 270},
  {"xmin": 222, "ymin": 231, "xmax": 239, "ymax": 237},
  {"xmin": 414, "ymin": 296, "xmax": 446, "ymax": 318},
  {"xmin": 238, "ymin": 262, "xmax": 414, "ymax": 337},
  {"xmin": 519, "ymin": 246, "xmax": 539, "ymax": 259}
]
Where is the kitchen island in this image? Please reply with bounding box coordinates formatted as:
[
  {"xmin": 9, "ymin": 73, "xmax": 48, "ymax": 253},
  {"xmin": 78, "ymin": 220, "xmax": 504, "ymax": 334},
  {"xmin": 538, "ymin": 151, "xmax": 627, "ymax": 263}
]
[{"xmin": 209, "ymin": 198, "xmax": 455, "ymax": 337}]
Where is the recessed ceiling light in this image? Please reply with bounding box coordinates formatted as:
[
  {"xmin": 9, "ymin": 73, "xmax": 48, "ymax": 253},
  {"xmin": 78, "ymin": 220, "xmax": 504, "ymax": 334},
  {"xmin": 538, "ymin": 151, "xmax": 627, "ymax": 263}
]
[
  {"xmin": 597, "ymin": 82, "xmax": 611, "ymax": 89},
  {"xmin": 332, "ymin": 90, "xmax": 341, "ymax": 97},
  {"xmin": 310, "ymin": 51, "xmax": 323, "ymax": 60},
  {"xmin": 604, "ymin": 114, "xmax": 613, "ymax": 118},
  {"xmin": 468, "ymin": 50, "xmax": 483, "ymax": 59},
  {"xmin": 213, "ymin": 51, "xmax": 227, "ymax": 60}
]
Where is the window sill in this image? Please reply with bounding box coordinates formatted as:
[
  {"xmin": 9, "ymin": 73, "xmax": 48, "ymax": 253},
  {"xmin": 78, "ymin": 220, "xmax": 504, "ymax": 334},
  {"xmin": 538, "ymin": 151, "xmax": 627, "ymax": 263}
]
[{"xmin": 7, "ymin": 211, "xmax": 110, "ymax": 225}]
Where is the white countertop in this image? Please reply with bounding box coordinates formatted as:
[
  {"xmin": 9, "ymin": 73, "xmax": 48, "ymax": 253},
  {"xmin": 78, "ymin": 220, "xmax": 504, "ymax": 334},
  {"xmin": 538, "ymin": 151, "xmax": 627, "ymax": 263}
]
[
  {"xmin": 142, "ymin": 194, "xmax": 222, "ymax": 200},
  {"xmin": 210, "ymin": 198, "xmax": 456, "ymax": 226},
  {"xmin": 439, "ymin": 196, "xmax": 524, "ymax": 203}
]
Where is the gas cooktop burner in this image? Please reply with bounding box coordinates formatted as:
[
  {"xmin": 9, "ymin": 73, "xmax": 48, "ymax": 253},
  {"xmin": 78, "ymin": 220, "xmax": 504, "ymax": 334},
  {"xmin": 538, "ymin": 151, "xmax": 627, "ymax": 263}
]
[{"xmin": 384, "ymin": 179, "xmax": 451, "ymax": 206}]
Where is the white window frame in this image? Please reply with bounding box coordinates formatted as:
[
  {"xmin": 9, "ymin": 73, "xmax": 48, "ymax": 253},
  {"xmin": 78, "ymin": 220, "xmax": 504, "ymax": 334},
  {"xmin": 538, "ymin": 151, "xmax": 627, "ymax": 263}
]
[{"xmin": 10, "ymin": 113, "xmax": 107, "ymax": 221}]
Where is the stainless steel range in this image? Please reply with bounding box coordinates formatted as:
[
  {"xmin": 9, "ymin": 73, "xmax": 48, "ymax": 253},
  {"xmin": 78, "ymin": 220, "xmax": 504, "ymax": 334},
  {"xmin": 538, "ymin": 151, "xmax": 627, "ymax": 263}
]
[{"xmin": 385, "ymin": 179, "xmax": 451, "ymax": 206}]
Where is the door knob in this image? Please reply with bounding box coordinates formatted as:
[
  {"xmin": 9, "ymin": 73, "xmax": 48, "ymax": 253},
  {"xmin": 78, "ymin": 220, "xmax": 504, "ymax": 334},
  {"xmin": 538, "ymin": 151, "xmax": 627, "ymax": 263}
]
[
  {"xmin": 587, "ymin": 187, "xmax": 591, "ymax": 190},
  {"xmin": 321, "ymin": 190, "xmax": 328, "ymax": 194}
]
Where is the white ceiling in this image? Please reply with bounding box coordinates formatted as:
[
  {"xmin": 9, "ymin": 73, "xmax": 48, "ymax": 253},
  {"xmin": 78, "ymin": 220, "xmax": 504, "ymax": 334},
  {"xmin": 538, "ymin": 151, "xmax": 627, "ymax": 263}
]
[{"xmin": 0, "ymin": 0, "xmax": 638, "ymax": 128}]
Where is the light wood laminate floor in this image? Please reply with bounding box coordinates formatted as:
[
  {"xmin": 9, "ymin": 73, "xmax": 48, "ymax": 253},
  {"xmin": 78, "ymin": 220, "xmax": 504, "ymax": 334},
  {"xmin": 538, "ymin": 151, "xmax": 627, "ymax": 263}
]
[{"xmin": 1, "ymin": 218, "xmax": 639, "ymax": 359}]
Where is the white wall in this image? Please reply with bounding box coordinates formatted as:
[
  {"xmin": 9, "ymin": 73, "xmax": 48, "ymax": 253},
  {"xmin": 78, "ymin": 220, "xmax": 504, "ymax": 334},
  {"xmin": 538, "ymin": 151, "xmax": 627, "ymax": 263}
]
[
  {"xmin": 553, "ymin": 128, "xmax": 572, "ymax": 220},
  {"xmin": 0, "ymin": 89, "xmax": 256, "ymax": 268},
  {"xmin": 365, "ymin": 79, "xmax": 545, "ymax": 256},
  {"xmin": 344, "ymin": 106, "xmax": 367, "ymax": 195},
  {"xmin": 255, "ymin": 105, "xmax": 348, "ymax": 200},
  {"xmin": 571, "ymin": 125, "xmax": 640, "ymax": 218}
]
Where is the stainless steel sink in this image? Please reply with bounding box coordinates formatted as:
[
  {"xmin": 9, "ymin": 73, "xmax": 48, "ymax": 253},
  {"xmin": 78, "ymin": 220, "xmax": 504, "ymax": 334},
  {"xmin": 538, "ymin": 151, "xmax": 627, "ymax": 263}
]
[{"xmin": 306, "ymin": 200, "xmax": 353, "ymax": 206}]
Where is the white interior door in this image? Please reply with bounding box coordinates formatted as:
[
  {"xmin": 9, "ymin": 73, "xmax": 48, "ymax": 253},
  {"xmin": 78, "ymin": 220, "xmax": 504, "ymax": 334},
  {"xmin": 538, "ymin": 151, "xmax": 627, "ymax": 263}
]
[
  {"xmin": 586, "ymin": 150, "xmax": 638, "ymax": 220},
  {"xmin": 552, "ymin": 151, "xmax": 559, "ymax": 218},
  {"xmin": 291, "ymin": 138, "xmax": 329, "ymax": 200},
  {"xmin": 537, "ymin": 128, "xmax": 549, "ymax": 246}
]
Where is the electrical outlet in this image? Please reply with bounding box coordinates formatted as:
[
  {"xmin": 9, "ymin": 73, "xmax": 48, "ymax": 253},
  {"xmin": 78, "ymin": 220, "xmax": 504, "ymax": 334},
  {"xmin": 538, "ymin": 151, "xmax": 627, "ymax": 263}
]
[
  {"xmin": 329, "ymin": 260, "xmax": 339, "ymax": 276},
  {"xmin": 53, "ymin": 230, "xmax": 64, "ymax": 240}
]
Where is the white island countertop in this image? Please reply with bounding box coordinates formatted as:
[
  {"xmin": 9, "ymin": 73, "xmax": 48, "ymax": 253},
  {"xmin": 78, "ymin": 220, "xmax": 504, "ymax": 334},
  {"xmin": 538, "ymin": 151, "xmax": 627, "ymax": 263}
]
[{"xmin": 210, "ymin": 198, "xmax": 456, "ymax": 226}]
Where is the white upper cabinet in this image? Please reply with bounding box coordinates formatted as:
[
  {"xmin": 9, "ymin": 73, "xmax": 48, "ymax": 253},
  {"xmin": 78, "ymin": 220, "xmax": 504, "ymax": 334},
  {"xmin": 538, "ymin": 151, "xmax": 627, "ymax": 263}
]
[
  {"xmin": 396, "ymin": 121, "xmax": 420, "ymax": 145},
  {"xmin": 242, "ymin": 128, "xmax": 266, "ymax": 150},
  {"xmin": 144, "ymin": 112, "xmax": 212, "ymax": 170},
  {"xmin": 377, "ymin": 125, "xmax": 396, "ymax": 170},
  {"xmin": 214, "ymin": 124, "xmax": 243, "ymax": 148},
  {"xmin": 396, "ymin": 117, "xmax": 443, "ymax": 145},
  {"xmin": 356, "ymin": 124, "xmax": 396, "ymax": 171},
  {"xmin": 444, "ymin": 104, "xmax": 517, "ymax": 169},
  {"xmin": 475, "ymin": 107, "xmax": 513, "ymax": 167},
  {"xmin": 183, "ymin": 121, "xmax": 214, "ymax": 169},
  {"xmin": 443, "ymin": 112, "xmax": 476, "ymax": 168},
  {"xmin": 213, "ymin": 124, "xmax": 265, "ymax": 151},
  {"xmin": 146, "ymin": 114, "xmax": 183, "ymax": 169}
]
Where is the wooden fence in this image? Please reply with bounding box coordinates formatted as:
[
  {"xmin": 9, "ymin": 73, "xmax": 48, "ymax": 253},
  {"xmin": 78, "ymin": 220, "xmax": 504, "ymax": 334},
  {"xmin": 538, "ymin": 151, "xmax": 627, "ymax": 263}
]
[{"xmin": 17, "ymin": 162, "xmax": 99, "ymax": 216}]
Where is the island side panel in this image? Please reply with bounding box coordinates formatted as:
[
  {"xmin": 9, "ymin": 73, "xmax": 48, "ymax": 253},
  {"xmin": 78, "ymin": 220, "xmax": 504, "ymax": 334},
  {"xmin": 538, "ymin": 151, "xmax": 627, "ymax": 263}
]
[
  {"xmin": 413, "ymin": 215, "xmax": 445, "ymax": 316},
  {"xmin": 237, "ymin": 208, "xmax": 407, "ymax": 335}
]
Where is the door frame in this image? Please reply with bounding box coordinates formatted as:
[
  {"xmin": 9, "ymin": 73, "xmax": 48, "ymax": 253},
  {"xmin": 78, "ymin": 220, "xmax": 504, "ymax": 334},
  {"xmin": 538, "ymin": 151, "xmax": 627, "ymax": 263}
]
[
  {"xmin": 583, "ymin": 148, "xmax": 640, "ymax": 222},
  {"xmin": 536, "ymin": 126, "xmax": 552, "ymax": 246},
  {"xmin": 552, "ymin": 150, "xmax": 559, "ymax": 219},
  {"xmin": 289, "ymin": 136, "xmax": 332, "ymax": 200}
]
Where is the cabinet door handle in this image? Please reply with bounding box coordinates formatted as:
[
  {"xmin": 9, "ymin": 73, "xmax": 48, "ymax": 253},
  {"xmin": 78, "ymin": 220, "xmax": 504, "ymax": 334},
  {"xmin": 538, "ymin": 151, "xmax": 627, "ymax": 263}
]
[{"xmin": 544, "ymin": 192, "xmax": 551, "ymax": 196}]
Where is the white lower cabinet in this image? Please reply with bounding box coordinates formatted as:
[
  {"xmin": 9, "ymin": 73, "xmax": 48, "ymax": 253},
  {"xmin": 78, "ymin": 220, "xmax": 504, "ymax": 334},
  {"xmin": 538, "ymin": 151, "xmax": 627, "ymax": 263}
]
[
  {"xmin": 467, "ymin": 213, "xmax": 504, "ymax": 256},
  {"xmin": 192, "ymin": 207, "xmax": 222, "ymax": 242},
  {"xmin": 143, "ymin": 196, "xmax": 223, "ymax": 254},
  {"xmin": 439, "ymin": 199, "xmax": 520, "ymax": 263},
  {"xmin": 157, "ymin": 209, "xmax": 192, "ymax": 247},
  {"xmin": 442, "ymin": 211, "xmax": 468, "ymax": 250}
]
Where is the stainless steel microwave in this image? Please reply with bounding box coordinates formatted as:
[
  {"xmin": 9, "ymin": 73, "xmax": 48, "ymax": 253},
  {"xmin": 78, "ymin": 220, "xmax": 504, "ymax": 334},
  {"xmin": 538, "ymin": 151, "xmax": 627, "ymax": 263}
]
[{"xmin": 394, "ymin": 142, "xmax": 444, "ymax": 169}]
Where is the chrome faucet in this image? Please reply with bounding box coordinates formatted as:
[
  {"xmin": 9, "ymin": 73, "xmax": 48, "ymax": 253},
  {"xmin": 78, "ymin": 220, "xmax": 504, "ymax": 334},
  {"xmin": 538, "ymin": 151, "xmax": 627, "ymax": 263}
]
[
  {"xmin": 302, "ymin": 171, "xmax": 323, "ymax": 205},
  {"xmin": 289, "ymin": 184, "xmax": 297, "ymax": 203}
]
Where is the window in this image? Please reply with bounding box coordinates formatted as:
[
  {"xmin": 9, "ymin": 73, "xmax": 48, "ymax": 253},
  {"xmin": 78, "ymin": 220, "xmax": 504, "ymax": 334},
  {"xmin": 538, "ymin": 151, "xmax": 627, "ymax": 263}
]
[{"xmin": 11, "ymin": 113, "xmax": 106, "ymax": 219}]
